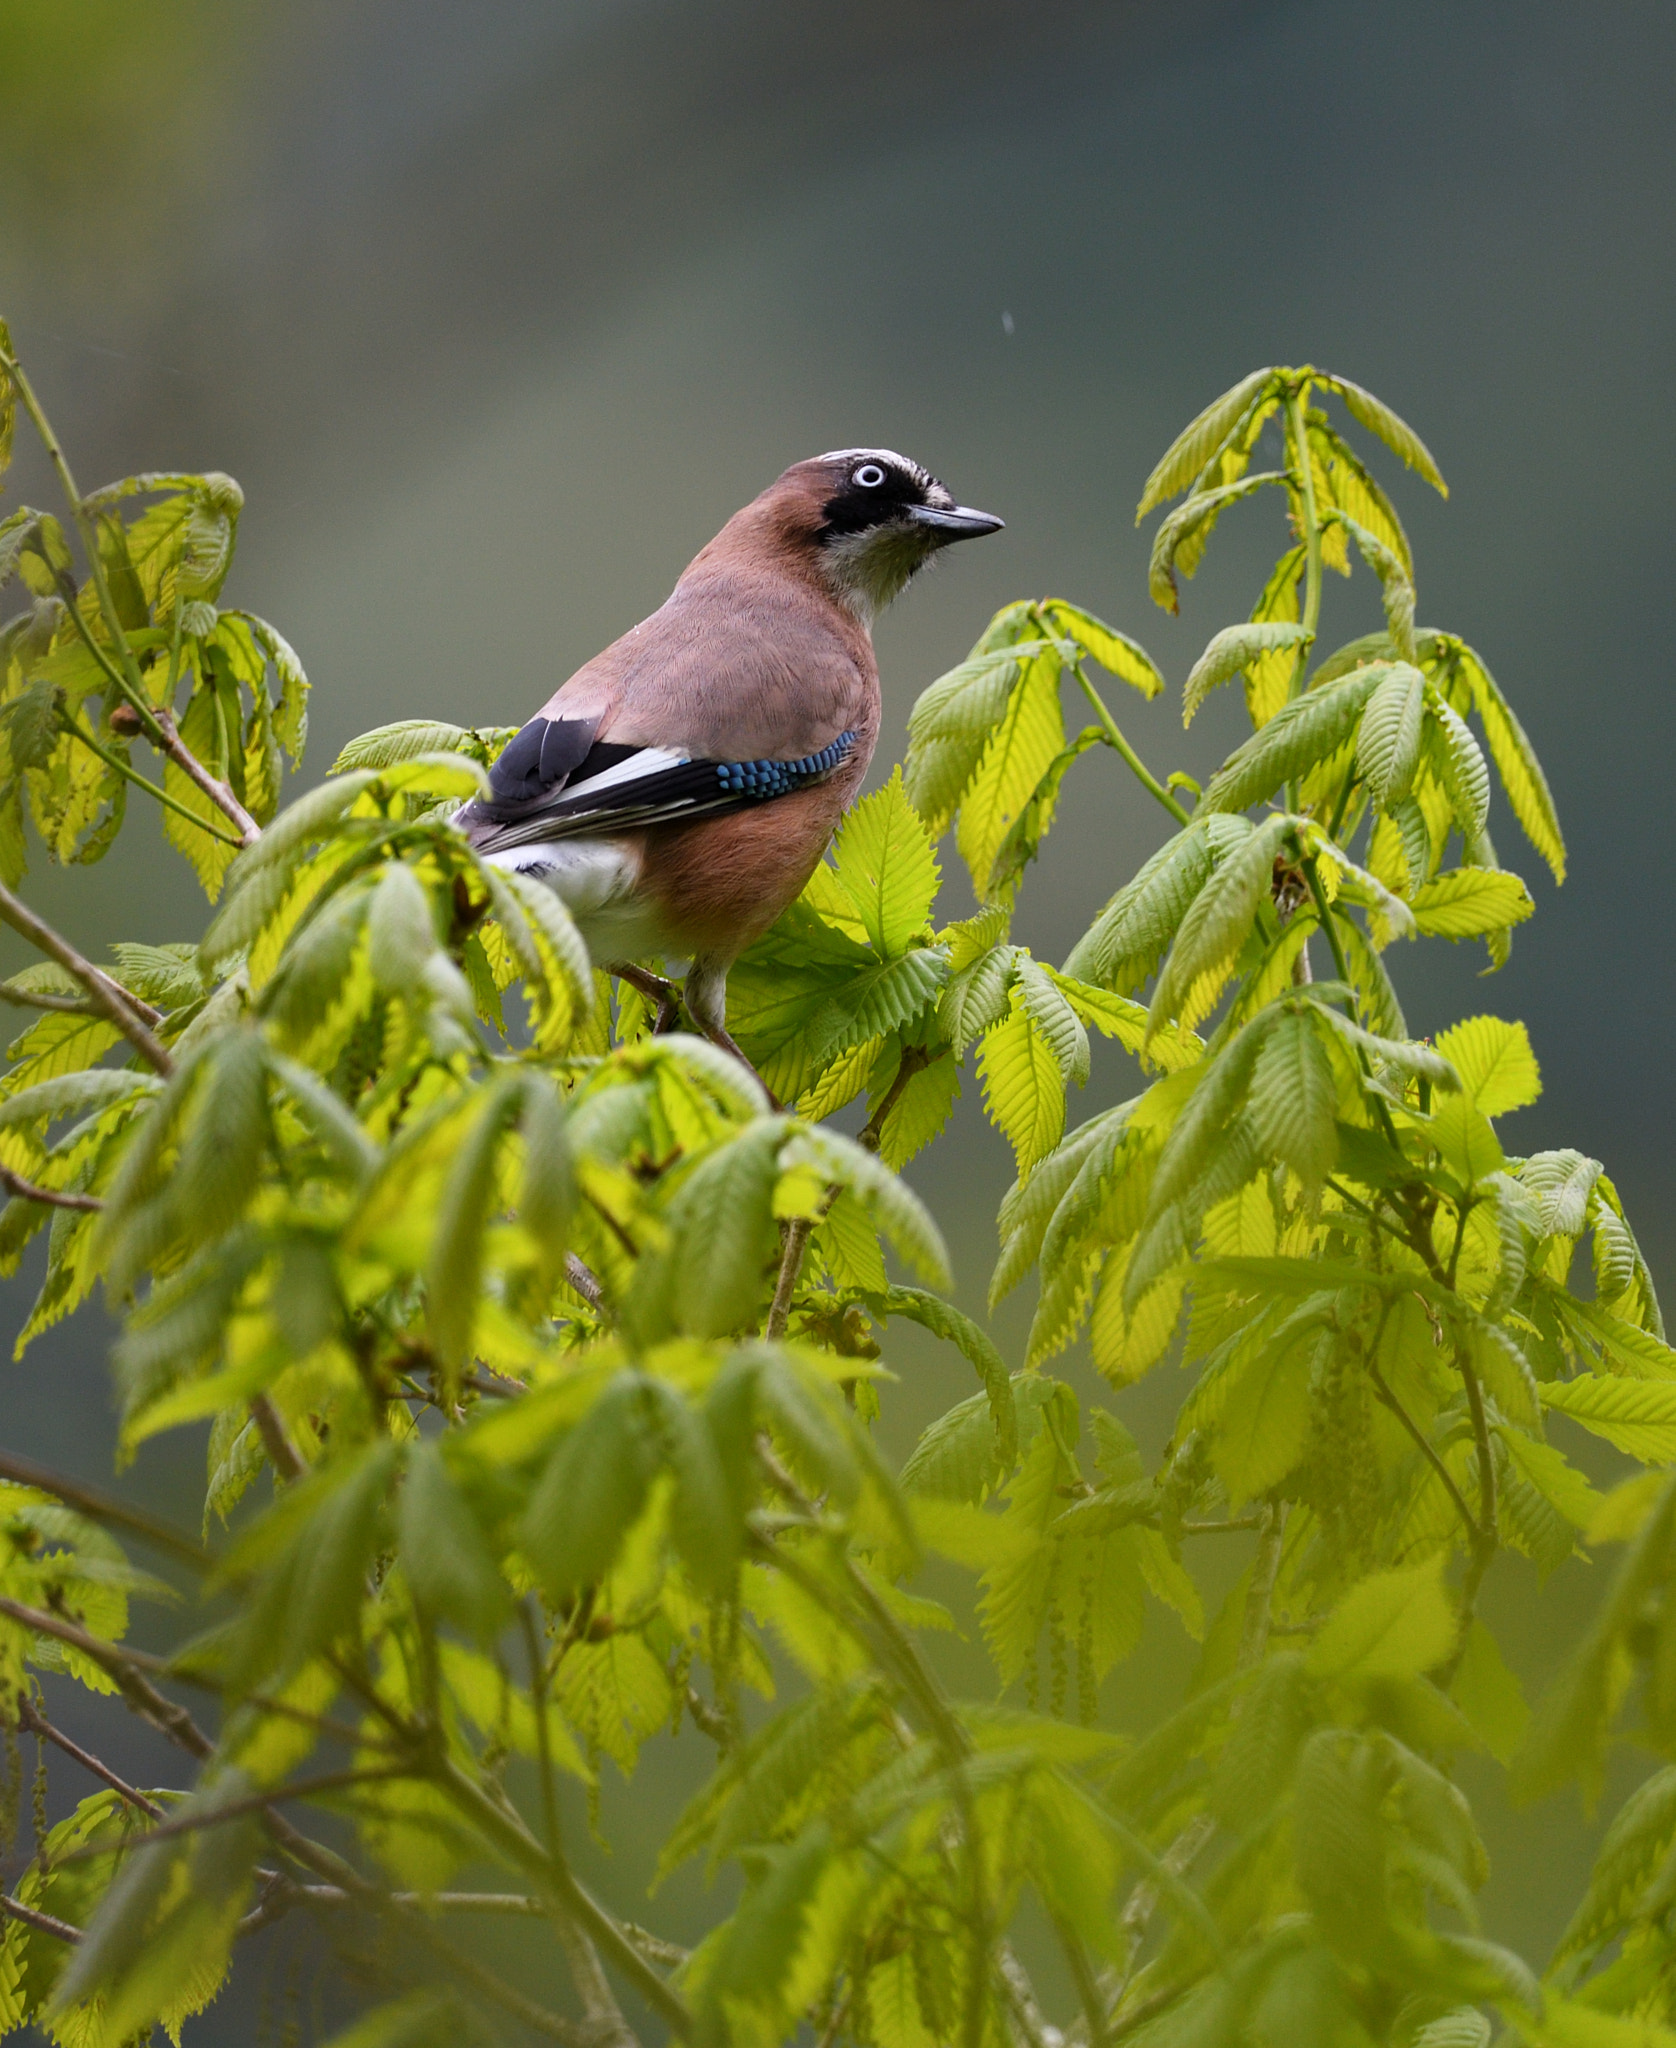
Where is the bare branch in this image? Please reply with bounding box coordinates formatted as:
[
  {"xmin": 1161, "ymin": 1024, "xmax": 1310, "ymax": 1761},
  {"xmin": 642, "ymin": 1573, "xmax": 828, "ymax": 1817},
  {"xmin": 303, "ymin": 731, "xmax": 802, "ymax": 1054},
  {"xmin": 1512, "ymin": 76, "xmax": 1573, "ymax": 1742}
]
[
  {"xmin": 15, "ymin": 1699, "xmax": 166, "ymax": 1817},
  {"xmin": 0, "ymin": 1448, "xmax": 208, "ymax": 1568},
  {"xmin": 0, "ymin": 983, "xmax": 96, "ymax": 1015},
  {"xmin": 0, "ymin": 1167, "xmax": 103, "ymax": 1212},
  {"xmin": 0, "ymin": 883, "xmax": 173, "ymax": 1076},
  {"xmin": 249, "ymin": 1391, "xmax": 307, "ymax": 1481},
  {"xmin": 565, "ymin": 1251, "xmax": 606, "ymax": 1313},
  {"xmin": 0, "ymin": 1596, "xmax": 212, "ymax": 1759},
  {"xmin": 153, "ymin": 705, "xmax": 261, "ymax": 848},
  {"xmin": 767, "ymin": 1216, "xmax": 813, "ymax": 1340},
  {"xmin": 1, "ymin": 1891, "xmax": 81, "ymax": 1944}
]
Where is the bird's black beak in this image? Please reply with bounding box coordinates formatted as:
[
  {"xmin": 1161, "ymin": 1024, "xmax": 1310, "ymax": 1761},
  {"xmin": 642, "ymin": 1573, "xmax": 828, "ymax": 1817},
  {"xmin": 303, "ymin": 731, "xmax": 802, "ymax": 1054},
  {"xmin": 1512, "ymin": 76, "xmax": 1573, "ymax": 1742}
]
[{"xmin": 908, "ymin": 502, "xmax": 1005, "ymax": 542}]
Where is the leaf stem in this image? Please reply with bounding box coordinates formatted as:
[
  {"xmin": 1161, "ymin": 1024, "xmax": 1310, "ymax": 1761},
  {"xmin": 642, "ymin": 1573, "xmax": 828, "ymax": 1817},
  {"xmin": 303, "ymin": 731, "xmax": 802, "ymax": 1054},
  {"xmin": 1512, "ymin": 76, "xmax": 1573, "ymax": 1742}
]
[
  {"xmin": 1284, "ymin": 383, "xmax": 1325, "ymax": 814},
  {"xmin": 56, "ymin": 708, "xmax": 244, "ymax": 846},
  {"xmin": 0, "ymin": 342, "xmax": 152, "ymax": 713},
  {"xmin": 1072, "ymin": 665, "xmax": 1192, "ymax": 827},
  {"xmin": 1364, "ymin": 1353, "xmax": 1479, "ymax": 1546}
]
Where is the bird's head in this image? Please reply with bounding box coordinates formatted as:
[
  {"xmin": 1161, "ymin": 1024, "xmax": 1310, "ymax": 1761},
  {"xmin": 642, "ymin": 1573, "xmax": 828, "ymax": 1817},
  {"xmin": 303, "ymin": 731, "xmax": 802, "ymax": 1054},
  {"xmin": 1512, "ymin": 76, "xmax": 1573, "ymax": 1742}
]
[{"xmin": 770, "ymin": 448, "xmax": 1004, "ymax": 622}]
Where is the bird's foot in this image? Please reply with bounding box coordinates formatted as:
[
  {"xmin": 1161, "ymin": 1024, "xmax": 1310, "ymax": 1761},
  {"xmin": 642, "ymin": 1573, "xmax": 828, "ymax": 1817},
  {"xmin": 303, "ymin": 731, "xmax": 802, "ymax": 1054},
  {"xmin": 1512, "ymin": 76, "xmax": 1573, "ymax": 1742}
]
[
  {"xmin": 697, "ymin": 1020, "xmax": 782, "ymax": 1112},
  {"xmin": 611, "ymin": 962, "xmax": 684, "ymax": 1036}
]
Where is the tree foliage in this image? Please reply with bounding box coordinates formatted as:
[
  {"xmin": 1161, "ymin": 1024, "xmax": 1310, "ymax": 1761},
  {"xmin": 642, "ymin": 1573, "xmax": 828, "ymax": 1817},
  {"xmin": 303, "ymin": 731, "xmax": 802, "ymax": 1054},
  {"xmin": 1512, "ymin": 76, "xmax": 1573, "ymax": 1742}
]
[{"xmin": 0, "ymin": 337, "xmax": 1669, "ymax": 2048}]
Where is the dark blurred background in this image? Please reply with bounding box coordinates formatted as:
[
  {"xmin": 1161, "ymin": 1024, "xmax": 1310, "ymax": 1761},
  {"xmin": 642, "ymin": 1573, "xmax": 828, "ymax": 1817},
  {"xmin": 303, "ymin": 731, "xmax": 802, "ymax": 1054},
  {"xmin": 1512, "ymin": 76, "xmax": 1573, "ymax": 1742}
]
[{"xmin": 3, "ymin": 0, "xmax": 1672, "ymax": 2034}]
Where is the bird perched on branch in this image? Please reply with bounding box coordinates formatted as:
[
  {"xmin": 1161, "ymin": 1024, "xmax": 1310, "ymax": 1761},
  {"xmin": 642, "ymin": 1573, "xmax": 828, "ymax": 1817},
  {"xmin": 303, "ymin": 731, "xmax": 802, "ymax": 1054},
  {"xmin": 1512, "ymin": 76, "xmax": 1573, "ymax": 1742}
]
[{"xmin": 455, "ymin": 449, "xmax": 1002, "ymax": 1069}]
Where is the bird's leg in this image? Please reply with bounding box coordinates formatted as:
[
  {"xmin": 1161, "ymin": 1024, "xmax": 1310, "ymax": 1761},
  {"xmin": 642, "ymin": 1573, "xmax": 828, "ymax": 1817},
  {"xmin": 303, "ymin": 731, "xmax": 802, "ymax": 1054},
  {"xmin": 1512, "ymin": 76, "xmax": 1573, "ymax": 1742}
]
[
  {"xmin": 684, "ymin": 955, "xmax": 782, "ymax": 1110},
  {"xmin": 611, "ymin": 961, "xmax": 683, "ymax": 1035}
]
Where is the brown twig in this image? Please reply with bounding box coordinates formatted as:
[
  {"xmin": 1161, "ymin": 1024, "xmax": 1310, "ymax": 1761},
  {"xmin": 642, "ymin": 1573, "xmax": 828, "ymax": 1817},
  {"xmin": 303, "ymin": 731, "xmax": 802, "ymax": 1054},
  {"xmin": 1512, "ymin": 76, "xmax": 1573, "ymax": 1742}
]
[
  {"xmin": 15, "ymin": 1699, "xmax": 166, "ymax": 1817},
  {"xmin": 1, "ymin": 1891, "xmax": 82, "ymax": 1944},
  {"xmin": 0, "ymin": 1166, "xmax": 103, "ymax": 1212},
  {"xmin": 152, "ymin": 705, "xmax": 261, "ymax": 848},
  {"xmin": 766, "ymin": 1217, "xmax": 813, "ymax": 1340},
  {"xmin": 0, "ymin": 1596, "xmax": 213, "ymax": 1758},
  {"xmin": 248, "ymin": 1391, "xmax": 307, "ymax": 1481},
  {"xmin": 0, "ymin": 883, "xmax": 173, "ymax": 1076},
  {"xmin": 47, "ymin": 1766, "xmax": 410, "ymax": 1864},
  {"xmin": 0, "ymin": 983, "xmax": 95, "ymax": 1015},
  {"xmin": 858, "ymin": 1045, "xmax": 929, "ymax": 1155},
  {"xmin": 564, "ymin": 1251, "xmax": 606, "ymax": 1313}
]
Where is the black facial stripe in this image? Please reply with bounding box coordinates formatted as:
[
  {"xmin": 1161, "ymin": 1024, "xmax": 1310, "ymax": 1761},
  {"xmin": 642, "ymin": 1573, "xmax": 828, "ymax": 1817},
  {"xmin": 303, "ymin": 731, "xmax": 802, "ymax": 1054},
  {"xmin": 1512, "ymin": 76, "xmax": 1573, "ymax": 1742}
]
[{"xmin": 819, "ymin": 464, "xmax": 932, "ymax": 539}]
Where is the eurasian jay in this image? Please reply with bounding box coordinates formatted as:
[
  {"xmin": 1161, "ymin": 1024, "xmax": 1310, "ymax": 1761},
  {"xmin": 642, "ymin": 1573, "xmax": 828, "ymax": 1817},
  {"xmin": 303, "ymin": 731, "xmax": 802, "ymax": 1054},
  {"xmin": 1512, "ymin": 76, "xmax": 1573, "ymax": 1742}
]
[{"xmin": 455, "ymin": 449, "xmax": 1002, "ymax": 1063}]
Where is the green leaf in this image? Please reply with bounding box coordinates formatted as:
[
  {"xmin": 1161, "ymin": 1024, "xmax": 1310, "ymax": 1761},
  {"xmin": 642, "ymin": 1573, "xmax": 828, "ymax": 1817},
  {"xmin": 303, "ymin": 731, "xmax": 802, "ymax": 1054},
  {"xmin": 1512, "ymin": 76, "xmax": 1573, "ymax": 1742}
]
[
  {"xmin": 939, "ymin": 940, "xmax": 1016, "ymax": 1054},
  {"xmin": 1434, "ymin": 1015, "xmax": 1540, "ymax": 1116},
  {"xmin": 1434, "ymin": 637, "xmax": 1565, "ymax": 883},
  {"xmin": 956, "ymin": 647, "xmax": 1066, "ymax": 900},
  {"xmin": 1355, "ymin": 662, "xmax": 1428, "ymax": 808},
  {"xmin": 1450, "ymin": 1620, "xmax": 1530, "ymax": 1765},
  {"xmin": 1148, "ymin": 472, "xmax": 1287, "ymax": 613},
  {"xmin": 1013, "ymin": 954, "xmax": 1089, "ymax": 1088},
  {"xmin": 1210, "ymin": 1319, "xmax": 1318, "ymax": 1503},
  {"xmin": 978, "ymin": 1005, "xmax": 1068, "ymax": 1175},
  {"xmin": 1182, "ymin": 621, "xmax": 1309, "ymax": 727},
  {"xmin": 1430, "ymin": 696, "xmax": 1490, "ymax": 841},
  {"xmin": 1137, "ymin": 368, "xmax": 1277, "ymax": 519},
  {"xmin": 1317, "ymin": 371, "xmax": 1448, "ymax": 494},
  {"xmin": 522, "ymin": 1372, "xmax": 662, "ymax": 1601},
  {"xmin": 1248, "ymin": 1008, "xmax": 1339, "ymax": 1192},
  {"xmin": 669, "ymin": 1117, "xmax": 787, "ymax": 1338},
  {"xmin": 427, "ymin": 1078, "xmax": 520, "ymax": 1372},
  {"xmin": 1200, "ymin": 663, "xmax": 1387, "ymax": 814},
  {"xmin": 175, "ymin": 1029, "xmax": 270, "ymax": 1246},
  {"xmin": 1042, "ymin": 600, "xmax": 1165, "ymax": 697},
  {"xmin": 1410, "ymin": 867, "xmax": 1535, "ymax": 941},
  {"xmin": 1307, "ymin": 1555, "xmax": 1456, "ymax": 1683},
  {"xmin": 367, "ymin": 861, "xmax": 438, "ymax": 994},
  {"xmin": 1429, "ymin": 1095, "xmax": 1505, "ymax": 1188},
  {"xmin": 781, "ymin": 1127, "xmax": 950, "ymax": 1287},
  {"xmin": 904, "ymin": 644, "xmax": 1045, "ymax": 831},
  {"xmin": 1062, "ymin": 821, "xmax": 1214, "ymax": 995},
  {"xmin": 1150, "ymin": 814, "xmax": 1291, "ymax": 1036},
  {"xmin": 398, "ymin": 1441, "xmax": 513, "ymax": 1641},
  {"xmin": 1336, "ymin": 513, "xmax": 1417, "ymax": 662},
  {"xmin": 332, "ymin": 720, "xmax": 513, "ymax": 774},
  {"xmin": 1520, "ymin": 1149, "xmax": 1602, "ymax": 1237},
  {"xmin": 1539, "ymin": 1377, "xmax": 1676, "ymax": 1462},
  {"xmin": 832, "ymin": 768, "xmax": 940, "ymax": 956},
  {"xmin": 867, "ymin": 1284, "xmax": 1017, "ymax": 1472}
]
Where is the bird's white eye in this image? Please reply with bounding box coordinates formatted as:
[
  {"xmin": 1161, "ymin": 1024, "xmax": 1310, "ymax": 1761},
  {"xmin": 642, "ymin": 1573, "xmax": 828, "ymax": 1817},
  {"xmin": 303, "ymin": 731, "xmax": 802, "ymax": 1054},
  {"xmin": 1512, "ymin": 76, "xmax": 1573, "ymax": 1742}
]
[{"xmin": 853, "ymin": 463, "xmax": 886, "ymax": 488}]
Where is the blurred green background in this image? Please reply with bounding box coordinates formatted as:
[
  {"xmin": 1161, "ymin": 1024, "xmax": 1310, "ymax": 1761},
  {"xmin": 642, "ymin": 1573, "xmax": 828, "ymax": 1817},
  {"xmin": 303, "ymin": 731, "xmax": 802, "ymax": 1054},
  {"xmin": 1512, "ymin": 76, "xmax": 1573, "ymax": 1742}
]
[{"xmin": 3, "ymin": 0, "xmax": 1673, "ymax": 2035}]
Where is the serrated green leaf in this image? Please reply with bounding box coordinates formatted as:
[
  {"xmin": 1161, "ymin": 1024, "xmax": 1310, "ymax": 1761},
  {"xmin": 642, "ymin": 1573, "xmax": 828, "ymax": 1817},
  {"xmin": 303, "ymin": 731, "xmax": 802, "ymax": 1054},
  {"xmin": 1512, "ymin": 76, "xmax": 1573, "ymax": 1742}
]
[
  {"xmin": 1248, "ymin": 1008, "xmax": 1339, "ymax": 1192},
  {"xmin": 978, "ymin": 1006, "xmax": 1066, "ymax": 1175},
  {"xmin": 1356, "ymin": 662, "xmax": 1428, "ymax": 809},
  {"xmin": 1410, "ymin": 867, "xmax": 1534, "ymax": 940},
  {"xmin": 1182, "ymin": 621, "xmax": 1309, "ymax": 728},
  {"xmin": 1317, "ymin": 371, "xmax": 1448, "ymax": 495},
  {"xmin": 1148, "ymin": 472, "xmax": 1287, "ymax": 613},
  {"xmin": 522, "ymin": 1373, "xmax": 661, "ymax": 1602},
  {"xmin": 1434, "ymin": 1015, "xmax": 1540, "ymax": 1117},
  {"xmin": 1201, "ymin": 663, "xmax": 1387, "ymax": 814},
  {"xmin": 833, "ymin": 768, "xmax": 940, "ymax": 956},
  {"xmin": 669, "ymin": 1116, "xmax": 786, "ymax": 1338},
  {"xmin": 956, "ymin": 648, "xmax": 1066, "ymax": 901},
  {"xmin": 1041, "ymin": 600, "xmax": 1165, "ymax": 697},
  {"xmin": 1063, "ymin": 821, "xmax": 1214, "ymax": 995},
  {"xmin": 1308, "ymin": 1555, "xmax": 1455, "ymax": 1682},
  {"xmin": 1137, "ymin": 369, "xmax": 1278, "ymax": 519},
  {"xmin": 398, "ymin": 1441, "xmax": 513, "ymax": 1641},
  {"xmin": 1149, "ymin": 814, "xmax": 1290, "ymax": 1036},
  {"xmin": 1540, "ymin": 1377, "xmax": 1676, "ymax": 1463}
]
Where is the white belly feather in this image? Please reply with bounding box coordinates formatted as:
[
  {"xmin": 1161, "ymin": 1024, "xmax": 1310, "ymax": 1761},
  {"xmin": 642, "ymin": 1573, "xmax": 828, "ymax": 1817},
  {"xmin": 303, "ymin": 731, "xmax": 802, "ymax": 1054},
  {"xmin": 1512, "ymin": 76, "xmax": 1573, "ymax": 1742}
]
[{"xmin": 483, "ymin": 839, "xmax": 666, "ymax": 963}]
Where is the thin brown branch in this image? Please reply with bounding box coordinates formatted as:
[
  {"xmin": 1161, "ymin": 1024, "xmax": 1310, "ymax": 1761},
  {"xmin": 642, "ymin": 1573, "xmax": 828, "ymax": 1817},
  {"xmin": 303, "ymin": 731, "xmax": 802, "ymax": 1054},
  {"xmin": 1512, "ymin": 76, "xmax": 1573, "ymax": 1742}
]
[
  {"xmin": 152, "ymin": 705, "xmax": 261, "ymax": 847},
  {"xmin": 1, "ymin": 1890, "xmax": 82, "ymax": 1944},
  {"xmin": 0, "ymin": 1596, "xmax": 212, "ymax": 1758},
  {"xmin": 15, "ymin": 1699, "xmax": 166, "ymax": 1817},
  {"xmin": 0, "ymin": 983, "xmax": 95, "ymax": 1015},
  {"xmin": 766, "ymin": 1216, "xmax": 813, "ymax": 1340},
  {"xmin": 1364, "ymin": 1355, "xmax": 1480, "ymax": 1546},
  {"xmin": 564, "ymin": 1251, "xmax": 606, "ymax": 1313},
  {"xmin": 48, "ymin": 1767, "xmax": 409, "ymax": 1866},
  {"xmin": 858, "ymin": 1045, "xmax": 929, "ymax": 1155},
  {"xmin": 0, "ymin": 882, "xmax": 173, "ymax": 1076},
  {"xmin": 249, "ymin": 1391, "xmax": 307, "ymax": 1480},
  {"xmin": 0, "ymin": 1166, "xmax": 103, "ymax": 1212}
]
